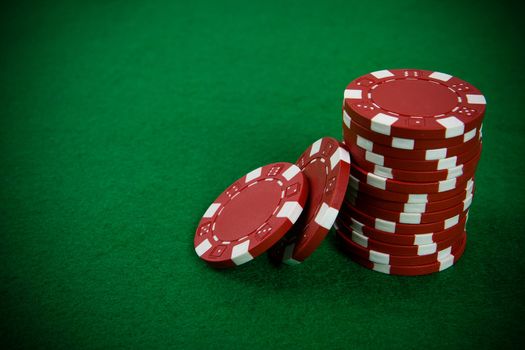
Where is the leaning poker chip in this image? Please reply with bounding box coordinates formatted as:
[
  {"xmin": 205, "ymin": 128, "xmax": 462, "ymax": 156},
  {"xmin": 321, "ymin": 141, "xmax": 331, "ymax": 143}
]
[
  {"xmin": 347, "ymin": 183, "xmax": 475, "ymax": 213},
  {"xmin": 334, "ymin": 225, "xmax": 465, "ymax": 266},
  {"xmin": 343, "ymin": 69, "xmax": 486, "ymax": 139},
  {"xmin": 346, "ymin": 192, "xmax": 473, "ymax": 224},
  {"xmin": 194, "ymin": 162, "xmax": 308, "ymax": 268},
  {"xmin": 347, "ymin": 174, "xmax": 474, "ymax": 204},
  {"xmin": 348, "ymin": 140, "xmax": 481, "ymax": 172},
  {"xmin": 342, "ymin": 111, "xmax": 482, "ymax": 150},
  {"xmin": 335, "ymin": 215, "xmax": 468, "ymax": 246},
  {"xmin": 349, "ymin": 161, "xmax": 478, "ymax": 194},
  {"xmin": 343, "ymin": 123, "xmax": 481, "ymax": 161},
  {"xmin": 269, "ymin": 138, "xmax": 350, "ymax": 265},
  {"xmin": 349, "ymin": 144, "xmax": 481, "ymax": 183},
  {"xmin": 336, "ymin": 221, "xmax": 464, "ymax": 256},
  {"xmin": 339, "ymin": 201, "xmax": 468, "ymax": 235},
  {"xmin": 343, "ymin": 234, "xmax": 467, "ymax": 276}
]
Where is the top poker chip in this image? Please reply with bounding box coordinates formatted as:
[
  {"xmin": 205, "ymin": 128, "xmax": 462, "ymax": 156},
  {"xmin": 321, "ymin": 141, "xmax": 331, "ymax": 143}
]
[
  {"xmin": 194, "ymin": 162, "xmax": 309, "ymax": 268},
  {"xmin": 270, "ymin": 137, "xmax": 351, "ymax": 265},
  {"xmin": 343, "ymin": 69, "xmax": 486, "ymax": 139}
]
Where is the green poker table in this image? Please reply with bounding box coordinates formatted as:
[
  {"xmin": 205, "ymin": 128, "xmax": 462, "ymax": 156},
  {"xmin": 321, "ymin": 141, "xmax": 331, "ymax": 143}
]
[{"xmin": 2, "ymin": 0, "xmax": 524, "ymax": 348}]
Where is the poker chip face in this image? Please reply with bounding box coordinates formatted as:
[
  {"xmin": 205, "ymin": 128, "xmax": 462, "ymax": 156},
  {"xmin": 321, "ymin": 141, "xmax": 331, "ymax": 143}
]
[
  {"xmin": 194, "ymin": 162, "xmax": 308, "ymax": 268},
  {"xmin": 270, "ymin": 138, "xmax": 350, "ymax": 265},
  {"xmin": 343, "ymin": 69, "xmax": 486, "ymax": 139}
]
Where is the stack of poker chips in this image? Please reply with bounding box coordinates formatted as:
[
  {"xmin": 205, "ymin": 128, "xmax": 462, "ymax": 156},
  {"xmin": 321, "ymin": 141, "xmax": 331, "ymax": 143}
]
[{"xmin": 335, "ymin": 69, "xmax": 485, "ymax": 276}]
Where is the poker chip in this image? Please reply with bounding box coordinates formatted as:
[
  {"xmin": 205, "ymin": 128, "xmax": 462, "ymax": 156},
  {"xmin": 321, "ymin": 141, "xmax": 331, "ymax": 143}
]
[
  {"xmin": 348, "ymin": 140, "xmax": 481, "ymax": 172},
  {"xmin": 336, "ymin": 221, "xmax": 464, "ymax": 256},
  {"xmin": 194, "ymin": 162, "xmax": 308, "ymax": 268},
  {"xmin": 349, "ymin": 161, "xmax": 477, "ymax": 194},
  {"xmin": 347, "ymin": 182, "xmax": 475, "ymax": 213},
  {"xmin": 348, "ymin": 142, "xmax": 481, "ymax": 183},
  {"xmin": 343, "ymin": 69, "xmax": 486, "ymax": 139},
  {"xmin": 335, "ymin": 224, "xmax": 465, "ymax": 266},
  {"xmin": 343, "ymin": 123, "xmax": 481, "ymax": 161},
  {"xmin": 348, "ymin": 174, "xmax": 475, "ymax": 204},
  {"xmin": 340, "ymin": 201, "xmax": 468, "ymax": 235},
  {"xmin": 343, "ymin": 112, "xmax": 482, "ymax": 150},
  {"xmin": 346, "ymin": 191, "xmax": 473, "ymax": 224},
  {"xmin": 342, "ymin": 233, "xmax": 468, "ymax": 276},
  {"xmin": 336, "ymin": 215, "xmax": 468, "ymax": 246},
  {"xmin": 194, "ymin": 68, "xmax": 484, "ymax": 277},
  {"xmin": 335, "ymin": 69, "xmax": 483, "ymax": 275},
  {"xmin": 269, "ymin": 137, "xmax": 350, "ymax": 265}
]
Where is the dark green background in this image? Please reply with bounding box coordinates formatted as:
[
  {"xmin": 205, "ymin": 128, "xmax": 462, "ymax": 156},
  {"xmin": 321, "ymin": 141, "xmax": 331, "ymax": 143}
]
[{"xmin": 2, "ymin": 0, "xmax": 524, "ymax": 349}]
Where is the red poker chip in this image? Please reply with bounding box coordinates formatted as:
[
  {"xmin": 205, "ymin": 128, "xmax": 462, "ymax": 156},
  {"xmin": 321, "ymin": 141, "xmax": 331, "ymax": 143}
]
[
  {"xmin": 269, "ymin": 138, "xmax": 351, "ymax": 265},
  {"xmin": 349, "ymin": 159, "xmax": 478, "ymax": 194},
  {"xmin": 341, "ymin": 233, "xmax": 468, "ymax": 276},
  {"xmin": 348, "ymin": 140, "xmax": 481, "ymax": 172},
  {"xmin": 346, "ymin": 191, "xmax": 473, "ymax": 224},
  {"xmin": 343, "ymin": 123, "xmax": 481, "ymax": 161},
  {"xmin": 343, "ymin": 69, "xmax": 486, "ymax": 139},
  {"xmin": 335, "ymin": 214, "xmax": 467, "ymax": 246},
  {"xmin": 347, "ymin": 174, "xmax": 474, "ymax": 204},
  {"xmin": 347, "ymin": 182, "xmax": 475, "ymax": 213},
  {"xmin": 342, "ymin": 113, "xmax": 482, "ymax": 150},
  {"xmin": 339, "ymin": 201, "xmax": 468, "ymax": 235},
  {"xmin": 335, "ymin": 225, "xmax": 465, "ymax": 266},
  {"xmin": 348, "ymin": 138, "xmax": 482, "ymax": 183},
  {"xmin": 335, "ymin": 220, "xmax": 464, "ymax": 256},
  {"xmin": 194, "ymin": 162, "xmax": 309, "ymax": 268}
]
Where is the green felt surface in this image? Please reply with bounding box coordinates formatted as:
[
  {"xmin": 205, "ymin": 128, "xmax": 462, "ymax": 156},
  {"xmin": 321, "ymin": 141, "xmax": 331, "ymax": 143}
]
[{"xmin": 1, "ymin": 0, "xmax": 524, "ymax": 349}]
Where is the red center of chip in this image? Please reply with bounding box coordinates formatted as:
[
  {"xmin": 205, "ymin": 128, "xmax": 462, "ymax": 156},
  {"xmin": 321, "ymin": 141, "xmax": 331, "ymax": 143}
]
[
  {"xmin": 213, "ymin": 180, "xmax": 282, "ymax": 241},
  {"xmin": 372, "ymin": 79, "xmax": 458, "ymax": 116}
]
